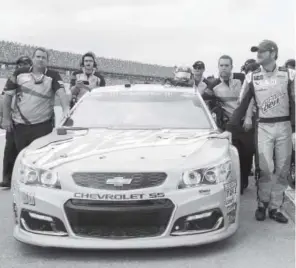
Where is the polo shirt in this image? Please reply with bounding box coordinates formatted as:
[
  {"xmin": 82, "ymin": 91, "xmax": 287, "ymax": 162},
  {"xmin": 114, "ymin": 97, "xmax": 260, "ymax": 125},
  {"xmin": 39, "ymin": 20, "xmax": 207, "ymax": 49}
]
[
  {"xmin": 4, "ymin": 67, "xmax": 64, "ymax": 124},
  {"xmin": 207, "ymin": 73, "xmax": 245, "ymax": 118},
  {"xmin": 194, "ymin": 77, "xmax": 210, "ymax": 95}
]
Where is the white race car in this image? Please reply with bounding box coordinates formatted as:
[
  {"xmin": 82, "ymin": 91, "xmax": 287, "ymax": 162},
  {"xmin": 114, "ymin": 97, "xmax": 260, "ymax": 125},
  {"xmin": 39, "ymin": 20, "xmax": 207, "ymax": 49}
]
[{"xmin": 11, "ymin": 84, "xmax": 240, "ymax": 249}]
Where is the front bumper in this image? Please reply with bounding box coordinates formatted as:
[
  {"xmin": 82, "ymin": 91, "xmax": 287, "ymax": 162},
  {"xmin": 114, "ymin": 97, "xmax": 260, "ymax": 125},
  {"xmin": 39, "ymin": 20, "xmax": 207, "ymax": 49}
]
[{"xmin": 12, "ymin": 182, "xmax": 240, "ymax": 249}]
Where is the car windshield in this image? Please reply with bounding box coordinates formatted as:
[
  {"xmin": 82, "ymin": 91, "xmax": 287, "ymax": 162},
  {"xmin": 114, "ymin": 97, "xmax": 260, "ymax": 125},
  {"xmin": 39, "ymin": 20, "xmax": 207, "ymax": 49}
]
[{"xmin": 63, "ymin": 91, "xmax": 213, "ymax": 130}]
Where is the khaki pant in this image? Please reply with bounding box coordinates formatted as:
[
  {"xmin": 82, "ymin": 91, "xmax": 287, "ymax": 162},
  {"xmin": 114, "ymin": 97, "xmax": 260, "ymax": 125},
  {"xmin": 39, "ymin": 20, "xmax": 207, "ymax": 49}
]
[{"xmin": 256, "ymin": 121, "xmax": 292, "ymax": 210}]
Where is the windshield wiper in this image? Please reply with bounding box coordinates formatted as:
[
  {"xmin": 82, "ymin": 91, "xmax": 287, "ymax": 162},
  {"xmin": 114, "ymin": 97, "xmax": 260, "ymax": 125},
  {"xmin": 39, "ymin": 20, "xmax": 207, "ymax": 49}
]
[{"xmin": 56, "ymin": 127, "xmax": 89, "ymax": 135}]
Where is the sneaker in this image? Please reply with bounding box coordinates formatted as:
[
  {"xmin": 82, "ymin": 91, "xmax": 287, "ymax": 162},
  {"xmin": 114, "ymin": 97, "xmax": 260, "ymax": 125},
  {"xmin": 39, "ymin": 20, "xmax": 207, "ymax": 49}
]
[
  {"xmin": 0, "ymin": 181, "xmax": 11, "ymax": 188},
  {"xmin": 255, "ymin": 207, "xmax": 266, "ymax": 221},
  {"xmin": 269, "ymin": 209, "xmax": 289, "ymax": 224}
]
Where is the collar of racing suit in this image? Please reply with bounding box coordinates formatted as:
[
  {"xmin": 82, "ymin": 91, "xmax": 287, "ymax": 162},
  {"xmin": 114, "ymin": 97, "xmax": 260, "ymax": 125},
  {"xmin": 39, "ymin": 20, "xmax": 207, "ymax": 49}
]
[{"xmin": 260, "ymin": 64, "xmax": 277, "ymax": 74}]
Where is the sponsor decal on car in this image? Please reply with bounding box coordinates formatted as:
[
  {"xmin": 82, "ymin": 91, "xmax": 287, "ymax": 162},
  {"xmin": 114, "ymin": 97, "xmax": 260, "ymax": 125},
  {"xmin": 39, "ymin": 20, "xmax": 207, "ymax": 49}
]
[
  {"xmin": 227, "ymin": 203, "xmax": 237, "ymax": 224},
  {"xmin": 224, "ymin": 181, "xmax": 237, "ymax": 206},
  {"xmin": 198, "ymin": 189, "xmax": 211, "ymax": 195},
  {"xmin": 74, "ymin": 192, "xmax": 165, "ymax": 200},
  {"xmin": 226, "ymin": 202, "xmax": 237, "ymax": 213},
  {"xmin": 21, "ymin": 192, "xmax": 35, "ymax": 206}
]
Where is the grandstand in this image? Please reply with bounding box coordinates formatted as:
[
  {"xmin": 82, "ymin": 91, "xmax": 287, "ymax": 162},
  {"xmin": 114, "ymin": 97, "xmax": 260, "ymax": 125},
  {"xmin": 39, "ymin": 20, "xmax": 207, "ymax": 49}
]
[{"xmin": 0, "ymin": 40, "xmax": 174, "ymax": 79}]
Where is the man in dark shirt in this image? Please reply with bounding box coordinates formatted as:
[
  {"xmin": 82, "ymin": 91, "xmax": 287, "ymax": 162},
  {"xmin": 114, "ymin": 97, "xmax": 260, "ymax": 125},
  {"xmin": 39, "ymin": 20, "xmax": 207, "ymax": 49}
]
[{"xmin": 0, "ymin": 56, "xmax": 32, "ymax": 188}]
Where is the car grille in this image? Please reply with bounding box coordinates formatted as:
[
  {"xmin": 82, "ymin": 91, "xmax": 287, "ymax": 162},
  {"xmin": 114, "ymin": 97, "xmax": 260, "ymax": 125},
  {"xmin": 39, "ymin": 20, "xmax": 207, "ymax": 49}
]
[
  {"xmin": 72, "ymin": 172, "xmax": 167, "ymax": 190},
  {"xmin": 64, "ymin": 199, "xmax": 174, "ymax": 239}
]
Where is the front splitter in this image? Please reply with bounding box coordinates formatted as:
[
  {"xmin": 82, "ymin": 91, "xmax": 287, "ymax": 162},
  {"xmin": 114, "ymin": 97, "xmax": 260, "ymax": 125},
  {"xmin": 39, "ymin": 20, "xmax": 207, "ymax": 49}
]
[{"xmin": 14, "ymin": 223, "xmax": 238, "ymax": 249}]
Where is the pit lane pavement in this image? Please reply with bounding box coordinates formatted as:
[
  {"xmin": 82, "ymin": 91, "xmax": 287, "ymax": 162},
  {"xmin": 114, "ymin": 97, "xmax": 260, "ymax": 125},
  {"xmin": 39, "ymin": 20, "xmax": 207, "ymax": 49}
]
[{"xmin": 0, "ymin": 106, "xmax": 294, "ymax": 268}]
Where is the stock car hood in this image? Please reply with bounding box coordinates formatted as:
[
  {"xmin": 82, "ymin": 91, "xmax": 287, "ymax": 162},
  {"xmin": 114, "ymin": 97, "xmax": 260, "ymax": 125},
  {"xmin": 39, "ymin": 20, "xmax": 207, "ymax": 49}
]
[{"xmin": 23, "ymin": 129, "xmax": 231, "ymax": 171}]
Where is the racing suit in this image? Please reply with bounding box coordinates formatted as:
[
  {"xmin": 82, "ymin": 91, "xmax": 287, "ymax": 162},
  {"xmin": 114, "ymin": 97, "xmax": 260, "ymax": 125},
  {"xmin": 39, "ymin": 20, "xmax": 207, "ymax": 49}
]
[
  {"xmin": 202, "ymin": 73, "xmax": 254, "ymax": 192},
  {"xmin": 227, "ymin": 66, "xmax": 295, "ymax": 209}
]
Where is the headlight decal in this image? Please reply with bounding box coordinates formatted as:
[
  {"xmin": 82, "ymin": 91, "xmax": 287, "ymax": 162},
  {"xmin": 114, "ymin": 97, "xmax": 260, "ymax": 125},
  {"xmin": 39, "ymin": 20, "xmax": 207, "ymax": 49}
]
[
  {"xmin": 19, "ymin": 160, "xmax": 61, "ymax": 189},
  {"xmin": 179, "ymin": 160, "xmax": 232, "ymax": 189}
]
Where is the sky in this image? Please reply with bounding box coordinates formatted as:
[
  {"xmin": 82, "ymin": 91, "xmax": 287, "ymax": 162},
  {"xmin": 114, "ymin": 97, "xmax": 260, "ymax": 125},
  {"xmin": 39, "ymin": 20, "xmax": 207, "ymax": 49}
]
[{"xmin": 0, "ymin": 0, "xmax": 295, "ymax": 76}]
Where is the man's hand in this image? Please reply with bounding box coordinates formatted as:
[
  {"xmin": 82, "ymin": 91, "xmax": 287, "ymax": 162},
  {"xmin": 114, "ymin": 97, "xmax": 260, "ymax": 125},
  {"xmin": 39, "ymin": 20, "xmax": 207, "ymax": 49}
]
[
  {"xmin": 62, "ymin": 108, "xmax": 71, "ymax": 119},
  {"xmin": 75, "ymin": 80, "xmax": 84, "ymax": 88},
  {"xmin": 243, "ymin": 118, "xmax": 252, "ymax": 131},
  {"xmin": 76, "ymin": 80, "xmax": 90, "ymax": 91},
  {"xmin": 2, "ymin": 118, "xmax": 13, "ymax": 132}
]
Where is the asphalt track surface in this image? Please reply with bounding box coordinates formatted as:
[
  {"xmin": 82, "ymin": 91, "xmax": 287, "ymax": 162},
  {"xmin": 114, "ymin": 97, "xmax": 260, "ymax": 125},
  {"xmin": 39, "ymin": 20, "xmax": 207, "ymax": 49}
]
[{"xmin": 0, "ymin": 107, "xmax": 295, "ymax": 268}]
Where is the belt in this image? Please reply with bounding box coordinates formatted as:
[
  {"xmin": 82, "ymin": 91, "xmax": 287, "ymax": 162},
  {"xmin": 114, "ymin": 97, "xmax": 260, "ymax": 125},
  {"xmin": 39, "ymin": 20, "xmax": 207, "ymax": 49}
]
[{"xmin": 258, "ymin": 116, "xmax": 290, "ymax": 123}]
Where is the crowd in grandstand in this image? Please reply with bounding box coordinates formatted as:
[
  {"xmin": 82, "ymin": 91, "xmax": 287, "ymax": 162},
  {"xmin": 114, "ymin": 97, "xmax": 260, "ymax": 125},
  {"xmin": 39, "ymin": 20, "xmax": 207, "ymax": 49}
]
[{"xmin": 0, "ymin": 41, "xmax": 173, "ymax": 78}]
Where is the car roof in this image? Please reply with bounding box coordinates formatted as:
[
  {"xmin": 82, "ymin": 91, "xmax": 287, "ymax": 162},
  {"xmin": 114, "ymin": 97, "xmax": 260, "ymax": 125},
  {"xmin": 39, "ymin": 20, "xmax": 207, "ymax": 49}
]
[{"xmin": 90, "ymin": 84, "xmax": 197, "ymax": 95}]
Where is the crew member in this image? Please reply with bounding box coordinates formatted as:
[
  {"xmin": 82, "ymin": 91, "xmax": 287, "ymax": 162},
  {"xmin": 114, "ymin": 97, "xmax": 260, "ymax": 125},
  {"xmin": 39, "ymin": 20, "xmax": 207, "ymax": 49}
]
[
  {"xmin": 241, "ymin": 60, "xmax": 260, "ymax": 178},
  {"xmin": 0, "ymin": 56, "xmax": 32, "ymax": 188},
  {"xmin": 285, "ymin": 59, "xmax": 295, "ymax": 70},
  {"xmin": 241, "ymin": 59, "xmax": 256, "ymax": 74},
  {"xmin": 227, "ymin": 40, "xmax": 295, "ymax": 223},
  {"xmin": 192, "ymin": 61, "xmax": 210, "ymax": 95},
  {"xmin": 70, "ymin": 52, "xmax": 105, "ymax": 106},
  {"xmin": 202, "ymin": 55, "xmax": 254, "ymax": 194},
  {"xmin": 1, "ymin": 47, "xmax": 70, "ymax": 153}
]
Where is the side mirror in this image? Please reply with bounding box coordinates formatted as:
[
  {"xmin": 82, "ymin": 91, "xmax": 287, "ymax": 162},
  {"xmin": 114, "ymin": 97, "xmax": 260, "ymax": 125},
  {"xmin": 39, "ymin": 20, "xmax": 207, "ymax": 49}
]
[{"xmin": 56, "ymin": 128, "xmax": 67, "ymax": 135}]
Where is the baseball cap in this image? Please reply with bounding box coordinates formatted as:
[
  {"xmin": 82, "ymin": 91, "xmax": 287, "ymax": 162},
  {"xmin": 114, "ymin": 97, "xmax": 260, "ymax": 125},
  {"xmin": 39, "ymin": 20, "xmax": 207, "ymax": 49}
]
[
  {"xmin": 192, "ymin": 61, "xmax": 205, "ymax": 70},
  {"xmin": 250, "ymin": 40, "xmax": 278, "ymax": 53},
  {"xmin": 16, "ymin": 56, "xmax": 32, "ymax": 66}
]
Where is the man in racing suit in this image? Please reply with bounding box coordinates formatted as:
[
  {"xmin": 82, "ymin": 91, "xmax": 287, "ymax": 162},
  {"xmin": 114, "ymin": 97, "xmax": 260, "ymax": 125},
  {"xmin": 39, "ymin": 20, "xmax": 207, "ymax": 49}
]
[
  {"xmin": 226, "ymin": 40, "xmax": 295, "ymax": 223},
  {"xmin": 202, "ymin": 55, "xmax": 254, "ymax": 194},
  {"xmin": 241, "ymin": 60, "xmax": 260, "ymax": 177}
]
